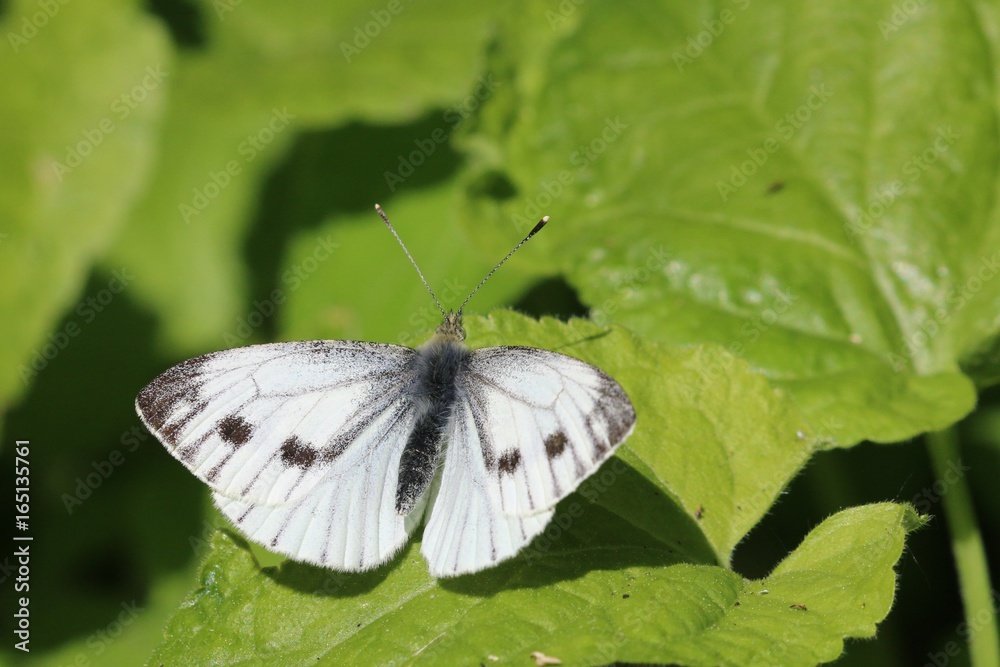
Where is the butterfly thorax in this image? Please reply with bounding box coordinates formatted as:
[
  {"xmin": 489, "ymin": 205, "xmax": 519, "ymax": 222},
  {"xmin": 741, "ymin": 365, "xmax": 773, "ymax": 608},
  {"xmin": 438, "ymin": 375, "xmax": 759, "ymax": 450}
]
[{"xmin": 395, "ymin": 324, "xmax": 470, "ymax": 515}]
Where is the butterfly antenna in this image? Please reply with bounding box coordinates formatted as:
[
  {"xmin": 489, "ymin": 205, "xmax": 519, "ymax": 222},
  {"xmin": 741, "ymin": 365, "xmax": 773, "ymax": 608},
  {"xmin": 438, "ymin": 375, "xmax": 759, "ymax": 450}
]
[
  {"xmin": 458, "ymin": 216, "xmax": 549, "ymax": 314},
  {"xmin": 376, "ymin": 204, "xmax": 446, "ymax": 318}
]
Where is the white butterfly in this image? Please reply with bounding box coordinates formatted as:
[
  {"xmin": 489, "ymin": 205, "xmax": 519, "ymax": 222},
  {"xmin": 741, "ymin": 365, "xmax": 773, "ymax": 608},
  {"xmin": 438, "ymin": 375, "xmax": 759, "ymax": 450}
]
[{"xmin": 136, "ymin": 205, "xmax": 636, "ymax": 577}]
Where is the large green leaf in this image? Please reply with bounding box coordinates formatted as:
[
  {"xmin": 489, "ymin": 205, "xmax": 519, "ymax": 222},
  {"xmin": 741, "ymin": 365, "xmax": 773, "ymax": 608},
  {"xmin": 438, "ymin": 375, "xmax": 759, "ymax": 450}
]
[
  {"xmin": 149, "ymin": 503, "xmax": 920, "ymax": 666},
  {"xmin": 461, "ymin": 0, "xmax": 990, "ymax": 446},
  {"xmin": 0, "ymin": 0, "xmax": 169, "ymax": 406},
  {"xmin": 145, "ymin": 313, "xmax": 924, "ymax": 665}
]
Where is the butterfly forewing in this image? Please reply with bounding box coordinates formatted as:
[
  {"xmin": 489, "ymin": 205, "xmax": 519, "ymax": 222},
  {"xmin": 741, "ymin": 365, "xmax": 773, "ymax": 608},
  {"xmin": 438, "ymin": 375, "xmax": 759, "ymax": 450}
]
[{"xmin": 136, "ymin": 341, "xmax": 416, "ymax": 507}]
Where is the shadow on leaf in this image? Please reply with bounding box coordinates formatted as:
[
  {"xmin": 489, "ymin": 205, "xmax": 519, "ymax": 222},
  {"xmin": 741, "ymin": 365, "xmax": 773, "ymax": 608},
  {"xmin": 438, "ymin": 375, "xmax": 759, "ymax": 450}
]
[
  {"xmin": 439, "ymin": 458, "xmax": 715, "ymax": 595},
  {"xmin": 258, "ymin": 459, "xmax": 714, "ymax": 598}
]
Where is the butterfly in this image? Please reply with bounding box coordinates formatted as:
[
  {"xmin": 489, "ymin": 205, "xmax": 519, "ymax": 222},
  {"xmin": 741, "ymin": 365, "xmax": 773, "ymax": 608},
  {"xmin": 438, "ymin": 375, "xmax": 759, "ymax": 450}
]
[{"xmin": 136, "ymin": 205, "xmax": 636, "ymax": 577}]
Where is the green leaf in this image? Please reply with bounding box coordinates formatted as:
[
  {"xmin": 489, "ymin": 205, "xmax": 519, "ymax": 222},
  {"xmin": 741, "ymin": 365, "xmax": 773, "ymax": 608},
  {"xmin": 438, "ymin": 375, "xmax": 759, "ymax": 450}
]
[
  {"xmin": 149, "ymin": 502, "xmax": 920, "ymax": 666},
  {"xmin": 193, "ymin": 0, "xmax": 506, "ymax": 123},
  {"xmin": 0, "ymin": 0, "xmax": 170, "ymax": 406},
  {"xmin": 107, "ymin": 58, "xmax": 297, "ymax": 352},
  {"xmin": 461, "ymin": 0, "xmax": 989, "ymax": 446}
]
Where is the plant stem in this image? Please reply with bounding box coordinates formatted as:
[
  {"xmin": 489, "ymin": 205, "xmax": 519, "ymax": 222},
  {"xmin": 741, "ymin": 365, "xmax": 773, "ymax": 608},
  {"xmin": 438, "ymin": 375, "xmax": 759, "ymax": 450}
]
[{"xmin": 926, "ymin": 427, "xmax": 999, "ymax": 667}]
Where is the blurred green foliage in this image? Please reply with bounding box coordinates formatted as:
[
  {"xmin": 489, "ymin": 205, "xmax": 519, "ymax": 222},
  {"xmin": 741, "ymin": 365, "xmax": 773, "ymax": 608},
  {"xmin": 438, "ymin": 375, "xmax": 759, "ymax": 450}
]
[{"xmin": 1, "ymin": 0, "xmax": 999, "ymax": 665}]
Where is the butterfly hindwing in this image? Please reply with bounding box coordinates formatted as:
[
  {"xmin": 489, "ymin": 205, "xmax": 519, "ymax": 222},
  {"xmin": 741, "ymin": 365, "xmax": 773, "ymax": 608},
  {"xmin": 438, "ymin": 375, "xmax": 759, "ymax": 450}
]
[
  {"xmin": 421, "ymin": 345, "xmax": 635, "ymax": 576},
  {"xmin": 211, "ymin": 395, "xmax": 426, "ymax": 571},
  {"xmin": 422, "ymin": 394, "xmax": 553, "ymax": 577}
]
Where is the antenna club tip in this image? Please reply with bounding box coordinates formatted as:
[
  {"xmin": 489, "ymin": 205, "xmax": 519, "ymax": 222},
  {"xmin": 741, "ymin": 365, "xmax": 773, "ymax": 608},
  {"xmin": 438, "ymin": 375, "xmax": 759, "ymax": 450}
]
[
  {"xmin": 529, "ymin": 216, "xmax": 549, "ymax": 236},
  {"xmin": 374, "ymin": 203, "xmax": 382, "ymax": 211}
]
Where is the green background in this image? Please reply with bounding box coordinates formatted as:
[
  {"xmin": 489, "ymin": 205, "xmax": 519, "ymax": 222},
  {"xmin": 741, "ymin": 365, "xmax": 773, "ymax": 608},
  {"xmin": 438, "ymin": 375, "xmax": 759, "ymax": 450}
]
[{"xmin": 2, "ymin": 0, "xmax": 999, "ymax": 665}]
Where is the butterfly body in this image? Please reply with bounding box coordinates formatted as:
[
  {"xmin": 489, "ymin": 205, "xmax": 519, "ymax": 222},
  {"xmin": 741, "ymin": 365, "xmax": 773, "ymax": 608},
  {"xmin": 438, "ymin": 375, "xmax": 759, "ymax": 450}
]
[{"xmin": 395, "ymin": 316, "xmax": 469, "ymax": 515}]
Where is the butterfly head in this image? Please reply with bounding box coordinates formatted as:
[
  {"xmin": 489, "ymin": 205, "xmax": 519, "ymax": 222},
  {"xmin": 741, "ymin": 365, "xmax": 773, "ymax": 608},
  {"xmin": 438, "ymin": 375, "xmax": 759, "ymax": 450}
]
[{"xmin": 435, "ymin": 311, "xmax": 466, "ymax": 342}]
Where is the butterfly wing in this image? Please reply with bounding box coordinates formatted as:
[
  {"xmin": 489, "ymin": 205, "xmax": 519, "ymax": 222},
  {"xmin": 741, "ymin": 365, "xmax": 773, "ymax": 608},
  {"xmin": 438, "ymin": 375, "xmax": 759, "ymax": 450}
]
[
  {"xmin": 211, "ymin": 394, "xmax": 426, "ymax": 571},
  {"xmin": 137, "ymin": 340, "xmax": 426, "ymax": 571},
  {"xmin": 421, "ymin": 394, "xmax": 553, "ymax": 577},
  {"xmin": 421, "ymin": 345, "xmax": 635, "ymax": 577}
]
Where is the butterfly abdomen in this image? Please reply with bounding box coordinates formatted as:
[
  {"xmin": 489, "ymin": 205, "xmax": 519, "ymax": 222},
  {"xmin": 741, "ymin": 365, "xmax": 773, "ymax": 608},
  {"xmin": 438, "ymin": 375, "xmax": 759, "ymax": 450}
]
[{"xmin": 395, "ymin": 337, "xmax": 470, "ymax": 515}]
